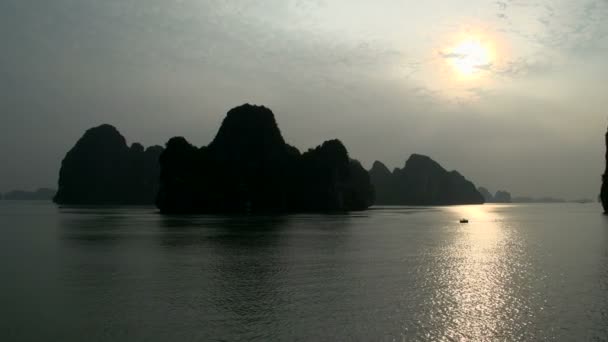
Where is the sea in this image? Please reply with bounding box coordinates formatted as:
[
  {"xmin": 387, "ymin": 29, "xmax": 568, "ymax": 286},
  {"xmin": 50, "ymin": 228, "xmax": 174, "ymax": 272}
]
[{"xmin": 1, "ymin": 201, "xmax": 607, "ymax": 341}]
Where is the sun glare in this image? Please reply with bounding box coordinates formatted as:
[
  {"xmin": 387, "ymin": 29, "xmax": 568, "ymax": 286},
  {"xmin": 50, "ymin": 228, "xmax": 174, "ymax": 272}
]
[{"xmin": 449, "ymin": 39, "xmax": 492, "ymax": 77}]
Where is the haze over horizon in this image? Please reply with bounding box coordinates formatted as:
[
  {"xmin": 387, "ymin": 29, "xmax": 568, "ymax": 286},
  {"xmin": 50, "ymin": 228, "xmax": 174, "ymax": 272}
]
[{"xmin": 1, "ymin": 0, "xmax": 607, "ymax": 199}]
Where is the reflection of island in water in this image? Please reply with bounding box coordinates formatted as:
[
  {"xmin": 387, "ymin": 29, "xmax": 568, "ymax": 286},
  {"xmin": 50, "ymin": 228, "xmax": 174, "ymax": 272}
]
[
  {"xmin": 157, "ymin": 214, "xmax": 357, "ymax": 340},
  {"xmin": 58, "ymin": 208, "xmax": 359, "ymax": 340},
  {"xmin": 170, "ymin": 215, "xmax": 292, "ymax": 334}
]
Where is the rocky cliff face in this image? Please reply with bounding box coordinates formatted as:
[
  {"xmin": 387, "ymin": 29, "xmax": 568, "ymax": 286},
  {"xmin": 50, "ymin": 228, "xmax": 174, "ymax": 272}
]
[
  {"xmin": 369, "ymin": 161, "xmax": 398, "ymax": 204},
  {"xmin": 371, "ymin": 154, "xmax": 484, "ymax": 205},
  {"xmin": 478, "ymin": 187, "xmax": 512, "ymax": 203},
  {"xmin": 493, "ymin": 190, "xmax": 512, "ymax": 203},
  {"xmin": 54, "ymin": 124, "xmax": 163, "ymax": 205},
  {"xmin": 602, "ymin": 128, "xmax": 608, "ymax": 213},
  {"xmin": 156, "ymin": 104, "xmax": 374, "ymax": 214},
  {"xmin": 478, "ymin": 187, "xmax": 494, "ymax": 202}
]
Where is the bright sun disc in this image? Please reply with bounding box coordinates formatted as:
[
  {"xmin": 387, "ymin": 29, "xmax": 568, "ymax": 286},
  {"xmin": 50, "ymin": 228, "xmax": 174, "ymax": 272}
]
[{"xmin": 450, "ymin": 39, "xmax": 492, "ymax": 76}]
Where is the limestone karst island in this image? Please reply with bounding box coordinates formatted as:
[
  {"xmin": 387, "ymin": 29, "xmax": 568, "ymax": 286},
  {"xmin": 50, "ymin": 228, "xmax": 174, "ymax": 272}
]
[{"xmin": 53, "ymin": 104, "xmax": 488, "ymax": 213}]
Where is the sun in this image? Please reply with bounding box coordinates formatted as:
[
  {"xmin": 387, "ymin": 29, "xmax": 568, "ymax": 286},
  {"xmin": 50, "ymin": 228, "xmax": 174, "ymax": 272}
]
[{"xmin": 448, "ymin": 39, "xmax": 492, "ymax": 77}]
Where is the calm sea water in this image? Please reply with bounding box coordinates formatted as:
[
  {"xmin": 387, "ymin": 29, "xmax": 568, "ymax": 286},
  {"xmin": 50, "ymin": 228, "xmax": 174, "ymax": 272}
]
[{"xmin": 0, "ymin": 202, "xmax": 607, "ymax": 341}]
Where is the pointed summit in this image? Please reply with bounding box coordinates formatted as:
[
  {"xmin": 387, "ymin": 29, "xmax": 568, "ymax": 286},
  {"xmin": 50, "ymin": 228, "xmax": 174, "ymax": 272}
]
[
  {"xmin": 370, "ymin": 161, "xmax": 391, "ymax": 176},
  {"xmin": 77, "ymin": 124, "xmax": 128, "ymax": 151},
  {"xmin": 210, "ymin": 104, "xmax": 286, "ymax": 156},
  {"xmin": 370, "ymin": 154, "xmax": 484, "ymax": 205},
  {"xmin": 54, "ymin": 124, "xmax": 163, "ymax": 205},
  {"xmin": 404, "ymin": 154, "xmax": 444, "ymax": 172},
  {"xmin": 157, "ymin": 104, "xmax": 374, "ymax": 213}
]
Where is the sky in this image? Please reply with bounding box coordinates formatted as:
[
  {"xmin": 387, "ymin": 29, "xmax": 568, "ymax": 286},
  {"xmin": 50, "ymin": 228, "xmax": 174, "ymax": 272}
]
[{"xmin": 1, "ymin": 0, "xmax": 607, "ymax": 199}]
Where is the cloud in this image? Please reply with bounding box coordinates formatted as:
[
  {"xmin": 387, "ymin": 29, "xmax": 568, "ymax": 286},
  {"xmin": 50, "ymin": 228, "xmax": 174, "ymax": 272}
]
[
  {"xmin": 439, "ymin": 51, "xmax": 466, "ymax": 59},
  {"xmin": 491, "ymin": 55, "xmax": 554, "ymax": 77},
  {"xmin": 474, "ymin": 63, "xmax": 493, "ymax": 71},
  {"xmin": 495, "ymin": 1, "xmax": 508, "ymax": 11},
  {"xmin": 501, "ymin": 0, "xmax": 608, "ymax": 54}
]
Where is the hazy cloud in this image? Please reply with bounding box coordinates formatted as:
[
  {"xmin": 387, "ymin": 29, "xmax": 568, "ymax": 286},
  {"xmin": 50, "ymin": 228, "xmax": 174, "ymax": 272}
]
[{"xmin": 439, "ymin": 52, "xmax": 466, "ymax": 59}]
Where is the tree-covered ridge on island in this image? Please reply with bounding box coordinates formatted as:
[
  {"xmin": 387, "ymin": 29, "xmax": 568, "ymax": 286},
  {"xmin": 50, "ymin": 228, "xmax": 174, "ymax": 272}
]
[
  {"xmin": 370, "ymin": 154, "xmax": 484, "ymax": 205},
  {"xmin": 54, "ymin": 124, "xmax": 163, "ymax": 205},
  {"xmin": 156, "ymin": 104, "xmax": 375, "ymax": 214}
]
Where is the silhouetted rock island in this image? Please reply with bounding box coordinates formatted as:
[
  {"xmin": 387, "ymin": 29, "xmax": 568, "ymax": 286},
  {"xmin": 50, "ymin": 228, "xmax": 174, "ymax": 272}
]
[
  {"xmin": 493, "ymin": 190, "xmax": 512, "ymax": 203},
  {"xmin": 478, "ymin": 187, "xmax": 494, "ymax": 202},
  {"xmin": 370, "ymin": 155, "xmax": 484, "ymax": 205},
  {"xmin": 602, "ymin": 127, "xmax": 608, "ymax": 213},
  {"xmin": 54, "ymin": 124, "xmax": 163, "ymax": 205},
  {"xmin": 156, "ymin": 104, "xmax": 374, "ymax": 214},
  {"xmin": 477, "ymin": 187, "xmax": 512, "ymax": 203}
]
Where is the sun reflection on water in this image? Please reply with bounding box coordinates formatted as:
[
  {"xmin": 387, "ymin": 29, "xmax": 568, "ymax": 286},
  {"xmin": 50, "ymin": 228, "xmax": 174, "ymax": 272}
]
[
  {"xmin": 450, "ymin": 204, "xmax": 504, "ymax": 244},
  {"xmin": 420, "ymin": 204, "xmax": 534, "ymax": 341}
]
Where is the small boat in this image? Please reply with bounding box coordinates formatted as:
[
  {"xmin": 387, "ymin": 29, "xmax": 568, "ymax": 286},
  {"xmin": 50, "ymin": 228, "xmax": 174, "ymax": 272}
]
[{"xmin": 459, "ymin": 218, "xmax": 469, "ymax": 223}]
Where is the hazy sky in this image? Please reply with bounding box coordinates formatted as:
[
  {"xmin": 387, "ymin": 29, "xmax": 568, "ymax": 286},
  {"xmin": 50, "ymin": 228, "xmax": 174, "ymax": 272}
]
[{"xmin": 1, "ymin": 0, "xmax": 607, "ymax": 199}]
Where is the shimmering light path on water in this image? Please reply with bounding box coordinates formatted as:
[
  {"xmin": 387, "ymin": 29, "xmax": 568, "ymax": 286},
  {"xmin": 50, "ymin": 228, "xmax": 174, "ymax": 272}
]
[{"xmin": 1, "ymin": 202, "xmax": 607, "ymax": 341}]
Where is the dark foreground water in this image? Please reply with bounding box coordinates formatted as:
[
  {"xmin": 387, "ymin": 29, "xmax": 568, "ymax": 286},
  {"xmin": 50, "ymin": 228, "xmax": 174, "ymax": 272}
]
[{"xmin": 1, "ymin": 202, "xmax": 607, "ymax": 341}]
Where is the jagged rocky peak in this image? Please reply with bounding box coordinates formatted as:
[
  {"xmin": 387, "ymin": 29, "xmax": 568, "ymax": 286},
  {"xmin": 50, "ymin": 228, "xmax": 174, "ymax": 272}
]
[
  {"xmin": 477, "ymin": 187, "xmax": 512, "ymax": 203},
  {"xmin": 166, "ymin": 136, "xmax": 195, "ymax": 150},
  {"xmin": 370, "ymin": 161, "xmax": 391, "ymax": 177},
  {"xmin": 407, "ymin": 153, "xmax": 434, "ymax": 163},
  {"xmin": 145, "ymin": 145, "xmax": 164, "ymax": 154},
  {"xmin": 305, "ymin": 139, "xmax": 349, "ymax": 165},
  {"xmin": 370, "ymin": 154, "xmax": 484, "ymax": 205},
  {"xmin": 403, "ymin": 154, "xmax": 445, "ymax": 173},
  {"xmin": 493, "ymin": 190, "xmax": 512, "ymax": 203},
  {"xmin": 345, "ymin": 159, "xmax": 376, "ymax": 210},
  {"xmin": 54, "ymin": 124, "xmax": 163, "ymax": 205},
  {"xmin": 369, "ymin": 161, "xmax": 393, "ymax": 200},
  {"xmin": 130, "ymin": 142, "xmax": 145, "ymax": 153},
  {"xmin": 478, "ymin": 187, "xmax": 494, "ymax": 202},
  {"xmin": 210, "ymin": 104, "xmax": 286, "ymax": 153},
  {"xmin": 79, "ymin": 124, "xmax": 128, "ymax": 151},
  {"xmin": 156, "ymin": 104, "xmax": 374, "ymax": 214}
]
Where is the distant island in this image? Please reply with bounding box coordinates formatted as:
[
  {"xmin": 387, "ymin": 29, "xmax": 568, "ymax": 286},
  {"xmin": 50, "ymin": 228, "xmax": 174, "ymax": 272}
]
[
  {"xmin": 511, "ymin": 196, "xmax": 566, "ymax": 203},
  {"xmin": 478, "ymin": 187, "xmax": 590, "ymax": 204},
  {"xmin": 54, "ymin": 124, "xmax": 163, "ymax": 205},
  {"xmin": 1, "ymin": 188, "xmax": 56, "ymax": 201},
  {"xmin": 156, "ymin": 104, "xmax": 374, "ymax": 213},
  {"xmin": 478, "ymin": 187, "xmax": 512, "ymax": 203},
  {"xmin": 369, "ymin": 155, "xmax": 484, "ymax": 205}
]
